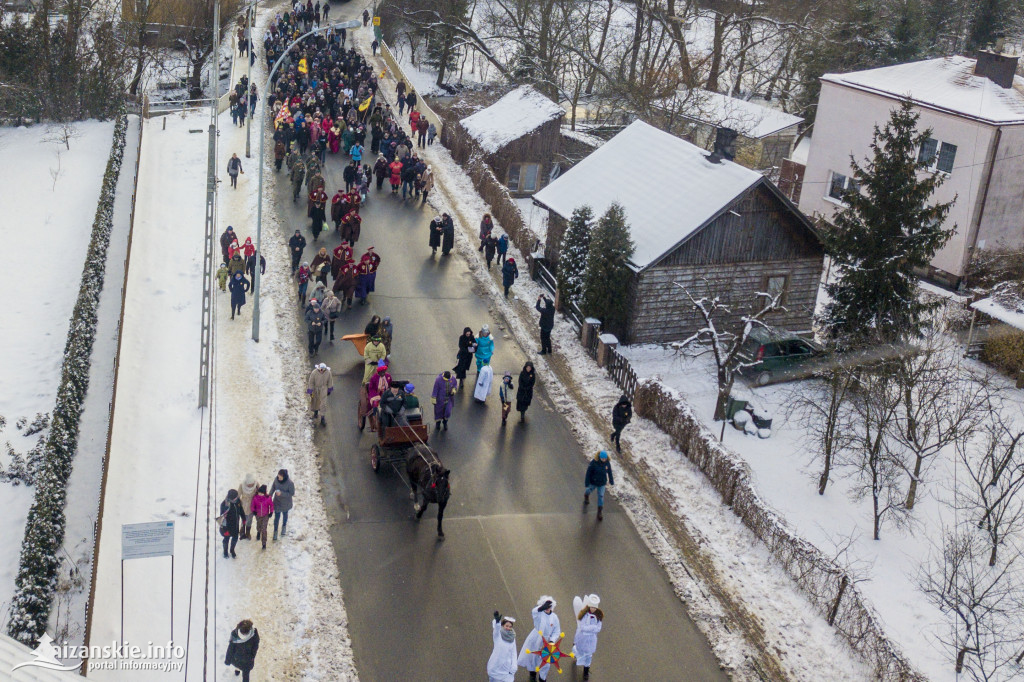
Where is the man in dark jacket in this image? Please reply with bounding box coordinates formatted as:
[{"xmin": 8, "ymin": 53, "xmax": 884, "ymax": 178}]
[
  {"xmin": 220, "ymin": 226, "xmax": 236, "ymax": 264},
  {"xmin": 440, "ymin": 213, "xmax": 455, "ymax": 256},
  {"xmin": 536, "ymin": 294, "xmax": 555, "ymax": 354},
  {"xmin": 219, "ymin": 489, "xmax": 246, "ymax": 558},
  {"xmin": 584, "ymin": 451, "xmax": 614, "ymax": 521},
  {"xmin": 305, "ymin": 300, "xmax": 328, "ymax": 355},
  {"xmin": 611, "ymin": 395, "xmax": 632, "ymax": 452},
  {"xmin": 288, "ymin": 229, "xmax": 306, "ymax": 274},
  {"xmin": 225, "ymin": 619, "xmax": 260, "ymax": 681}
]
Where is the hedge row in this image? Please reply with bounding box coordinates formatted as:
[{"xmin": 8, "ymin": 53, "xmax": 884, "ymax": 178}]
[{"xmin": 6, "ymin": 112, "xmax": 129, "ymax": 645}]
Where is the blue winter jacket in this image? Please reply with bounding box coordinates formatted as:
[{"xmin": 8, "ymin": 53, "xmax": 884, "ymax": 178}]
[
  {"xmin": 475, "ymin": 335, "xmax": 494, "ymax": 363},
  {"xmin": 585, "ymin": 458, "xmax": 614, "ymax": 487}
]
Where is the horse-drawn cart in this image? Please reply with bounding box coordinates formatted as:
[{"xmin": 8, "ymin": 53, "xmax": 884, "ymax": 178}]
[{"xmin": 370, "ymin": 418, "xmax": 429, "ymax": 473}]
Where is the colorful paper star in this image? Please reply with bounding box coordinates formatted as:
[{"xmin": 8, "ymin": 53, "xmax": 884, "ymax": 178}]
[{"xmin": 525, "ymin": 631, "xmax": 574, "ymax": 674}]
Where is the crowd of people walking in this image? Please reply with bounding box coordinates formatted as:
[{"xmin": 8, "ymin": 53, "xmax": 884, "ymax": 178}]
[{"xmin": 210, "ymin": 4, "xmax": 645, "ymax": 677}]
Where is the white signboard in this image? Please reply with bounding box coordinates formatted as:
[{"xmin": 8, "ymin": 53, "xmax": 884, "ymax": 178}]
[
  {"xmin": 121, "ymin": 521, "xmax": 175, "ymax": 560},
  {"xmin": 333, "ymin": 20, "xmax": 361, "ymax": 29}
]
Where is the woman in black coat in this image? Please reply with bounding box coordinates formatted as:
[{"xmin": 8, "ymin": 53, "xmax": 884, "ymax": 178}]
[
  {"xmin": 516, "ymin": 361, "xmax": 536, "ymax": 421},
  {"xmin": 428, "ymin": 216, "xmax": 443, "ymax": 254},
  {"xmin": 453, "ymin": 327, "xmax": 476, "ymax": 386},
  {"xmin": 225, "ymin": 619, "xmax": 260, "ymax": 682}
]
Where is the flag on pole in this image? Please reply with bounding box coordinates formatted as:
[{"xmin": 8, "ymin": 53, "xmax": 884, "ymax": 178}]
[
  {"xmin": 298, "ymin": 58, "xmax": 308, "ymax": 74},
  {"xmin": 358, "ymin": 95, "xmax": 373, "ymax": 112}
]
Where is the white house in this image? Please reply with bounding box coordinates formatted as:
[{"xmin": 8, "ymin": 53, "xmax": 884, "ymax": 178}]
[{"xmin": 799, "ymin": 52, "xmax": 1024, "ymax": 287}]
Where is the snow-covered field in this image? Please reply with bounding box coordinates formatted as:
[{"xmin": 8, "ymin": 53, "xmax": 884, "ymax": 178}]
[
  {"xmin": 619, "ymin": 344, "xmax": 1024, "ymax": 682},
  {"xmin": 0, "ymin": 120, "xmax": 115, "ymax": 626}
]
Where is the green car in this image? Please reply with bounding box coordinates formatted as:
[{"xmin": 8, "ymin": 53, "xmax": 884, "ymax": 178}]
[{"xmin": 737, "ymin": 327, "xmax": 823, "ymax": 386}]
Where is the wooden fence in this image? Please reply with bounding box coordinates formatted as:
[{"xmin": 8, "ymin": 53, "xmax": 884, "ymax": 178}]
[
  {"xmin": 632, "ymin": 379, "xmax": 926, "ymax": 681},
  {"xmin": 605, "ymin": 346, "xmax": 638, "ymax": 400}
]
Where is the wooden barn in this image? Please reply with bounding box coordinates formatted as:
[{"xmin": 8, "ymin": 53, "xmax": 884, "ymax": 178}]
[
  {"xmin": 440, "ymin": 85, "xmax": 565, "ymax": 196},
  {"xmin": 532, "ymin": 120, "xmax": 825, "ymax": 344}
]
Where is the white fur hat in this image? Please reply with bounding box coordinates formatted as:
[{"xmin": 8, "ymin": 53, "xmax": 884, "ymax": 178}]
[
  {"xmin": 584, "ymin": 594, "xmax": 600, "ymax": 609},
  {"xmin": 536, "ymin": 595, "xmax": 556, "ymax": 609}
]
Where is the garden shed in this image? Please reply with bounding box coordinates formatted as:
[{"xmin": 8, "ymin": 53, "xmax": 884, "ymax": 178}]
[
  {"xmin": 440, "ymin": 85, "xmax": 565, "ymax": 196},
  {"xmin": 532, "ymin": 120, "xmax": 825, "ymax": 344}
]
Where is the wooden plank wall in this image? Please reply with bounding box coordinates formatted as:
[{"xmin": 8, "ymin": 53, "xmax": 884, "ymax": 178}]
[{"xmin": 627, "ymin": 257, "xmax": 823, "ymax": 344}]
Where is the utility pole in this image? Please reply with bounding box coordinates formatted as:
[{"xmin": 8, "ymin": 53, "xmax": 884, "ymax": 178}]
[
  {"xmin": 245, "ymin": 0, "xmax": 257, "ymax": 158},
  {"xmin": 199, "ymin": 0, "xmax": 220, "ymax": 407},
  {"xmin": 252, "ymin": 19, "xmax": 362, "ymax": 342}
]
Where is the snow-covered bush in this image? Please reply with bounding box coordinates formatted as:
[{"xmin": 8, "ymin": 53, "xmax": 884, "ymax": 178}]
[{"xmin": 6, "ymin": 111, "xmax": 128, "ymax": 646}]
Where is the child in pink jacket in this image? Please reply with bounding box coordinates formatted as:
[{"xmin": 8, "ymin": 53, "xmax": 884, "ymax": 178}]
[{"xmin": 250, "ymin": 485, "xmax": 275, "ymax": 549}]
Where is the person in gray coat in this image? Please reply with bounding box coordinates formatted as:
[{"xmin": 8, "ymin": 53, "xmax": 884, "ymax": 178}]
[{"xmin": 270, "ymin": 469, "xmax": 295, "ymax": 540}]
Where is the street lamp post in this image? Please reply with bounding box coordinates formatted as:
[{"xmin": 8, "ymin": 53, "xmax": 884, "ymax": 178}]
[{"xmin": 252, "ymin": 19, "xmax": 362, "ymax": 342}]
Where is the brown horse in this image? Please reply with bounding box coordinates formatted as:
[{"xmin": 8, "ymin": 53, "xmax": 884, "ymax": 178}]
[{"xmin": 406, "ymin": 443, "xmax": 451, "ymax": 539}]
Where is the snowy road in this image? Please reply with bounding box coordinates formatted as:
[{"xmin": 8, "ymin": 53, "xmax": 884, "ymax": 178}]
[{"xmin": 264, "ymin": 72, "xmax": 727, "ymax": 682}]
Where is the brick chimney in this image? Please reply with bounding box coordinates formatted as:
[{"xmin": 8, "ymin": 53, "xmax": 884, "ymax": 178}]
[
  {"xmin": 707, "ymin": 127, "xmax": 738, "ymax": 164},
  {"xmin": 974, "ymin": 47, "xmax": 1019, "ymax": 89}
]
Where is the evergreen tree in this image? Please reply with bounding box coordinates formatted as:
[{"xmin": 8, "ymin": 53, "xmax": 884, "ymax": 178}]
[
  {"xmin": 967, "ymin": 0, "xmax": 1012, "ymax": 51},
  {"xmin": 582, "ymin": 203, "xmax": 635, "ymax": 337},
  {"xmin": 556, "ymin": 206, "xmax": 594, "ymax": 307},
  {"xmin": 821, "ymin": 99, "xmax": 954, "ymax": 346}
]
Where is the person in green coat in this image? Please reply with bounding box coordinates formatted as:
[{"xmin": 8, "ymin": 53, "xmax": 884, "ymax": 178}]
[{"xmin": 362, "ymin": 335, "xmax": 387, "ymax": 383}]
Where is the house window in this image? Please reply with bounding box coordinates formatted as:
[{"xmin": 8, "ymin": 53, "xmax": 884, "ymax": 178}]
[
  {"xmin": 918, "ymin": 137, "xmax": 957, "ymax": 174},
  {"xmin": 764, "ymin": 274, "xmax": 789, "ymax": 303},
  {"xmin": 507, "ymin": 162, "xmax": 541, "ymax": 193},
  {"xmin": 827, "ymin": 170, "xmax": 858, "ymax": 202}
]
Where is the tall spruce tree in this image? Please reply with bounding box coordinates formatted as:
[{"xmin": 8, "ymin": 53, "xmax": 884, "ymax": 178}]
[
  {"xmin": 556, "ymin": 206, "xmax": 594, "ymax": 307},
  {"xmin": 582, "ymin": 203, "xmax": 635, "ymax": 337},
  {"xmin": 822, "ymin": 99, "xmax": 954, "ymax": 346}
]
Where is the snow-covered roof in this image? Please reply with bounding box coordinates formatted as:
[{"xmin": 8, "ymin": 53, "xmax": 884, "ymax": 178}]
[
  {"xmin": 822, "ymin": 57, "xmax": 1024, "ymax": 125},
  {"xmin": 532, "ymin": 120, "xmax": 765, "ymax": 271},
  {"xmin": 789, "ymin": 135, "xmax": 811, "ymax": 165},
  {"xmin": 663, "ymin": 89, "xmax": 803, "ymax": 138},
  {"xmin": 972, "ymin": 294, "xmax": 1024, "ymax": 330},
  {"xmin": 459, "ymin": 85, "xmax": 565, "ymax": 154}
]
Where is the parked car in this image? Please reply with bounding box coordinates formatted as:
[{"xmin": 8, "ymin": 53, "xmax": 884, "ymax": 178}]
[{"xmin": 737, "ymin": 327, "xmax": 823, "ymax": 386}]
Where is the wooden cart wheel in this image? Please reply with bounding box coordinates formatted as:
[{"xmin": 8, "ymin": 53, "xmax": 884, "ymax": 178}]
[{"xmin": 371, "ymin": 444, "xmax": 381, "ymax": 473}]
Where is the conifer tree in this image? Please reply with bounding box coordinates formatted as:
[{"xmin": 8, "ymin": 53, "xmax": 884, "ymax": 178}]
[
  {"xmin": 822, "ymin": 99, "xmax": 954, "ymax": 346},
  {"xmin": 582, "ymin": 203, "xmax": 635, "ymax": 337},
  {"xmin": 556, "ymin": 205, "xmax": 594, "ymax": 307}
]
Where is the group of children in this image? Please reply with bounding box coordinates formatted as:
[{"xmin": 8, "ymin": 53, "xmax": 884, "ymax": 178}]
[{"xmin": 488, "ymin": 594, "xmax": 604, "ymax": 682}]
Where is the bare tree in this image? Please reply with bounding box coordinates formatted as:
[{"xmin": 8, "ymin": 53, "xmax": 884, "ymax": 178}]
[
  {"xmin": 957, "ymin": 406, "xmax": 1024, "ymax": 567},
  {"xmin": 919, "ymin": 528, "xmax": 1024, "ymax": 680},
  {"xmin": 172, "ymin": 0, "xmax": 240, "ymax": 99},
  {"xmin": 44, "ymin": 122, "xmax": 83, "ymax": 151},
  {"xmin": 671, "ymin": 278, "xmax": 785, "ymax": 421},
  {"xmin": 890, "ymin": 336, "xmax": 991, "ymax": 510},
  {"xmin": 795, "ymin": 363, "xmax": 857, "ymax": 495},
  {"xmin": 846, "ymin": 366, "xmax": 908, "ymax": 540}
]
